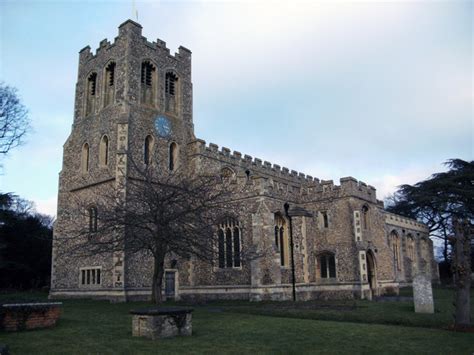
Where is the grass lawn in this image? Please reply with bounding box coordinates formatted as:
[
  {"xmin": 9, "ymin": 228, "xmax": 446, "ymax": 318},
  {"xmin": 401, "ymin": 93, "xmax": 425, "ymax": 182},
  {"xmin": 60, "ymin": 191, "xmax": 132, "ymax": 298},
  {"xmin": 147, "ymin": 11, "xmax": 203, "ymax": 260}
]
[{"xmin": 0, "ymin": 287, "xmax": 473, "ymax": 354}]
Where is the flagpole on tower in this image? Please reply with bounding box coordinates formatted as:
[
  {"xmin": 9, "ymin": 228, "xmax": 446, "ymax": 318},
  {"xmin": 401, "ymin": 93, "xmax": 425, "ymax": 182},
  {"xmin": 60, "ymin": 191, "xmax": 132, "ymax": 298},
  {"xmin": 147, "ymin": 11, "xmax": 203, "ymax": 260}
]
[{"xmin": 132, "ymin": 0, "xmax": 138, "ymax": 22}]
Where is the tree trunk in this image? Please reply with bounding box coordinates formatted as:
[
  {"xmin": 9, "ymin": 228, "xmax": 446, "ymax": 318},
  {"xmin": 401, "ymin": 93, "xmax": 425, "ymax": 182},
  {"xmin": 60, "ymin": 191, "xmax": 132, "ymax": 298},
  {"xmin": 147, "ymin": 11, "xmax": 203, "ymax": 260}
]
[
  {"xmin": 452, "ymin": 219, "xmax": 471, "ymax": 328},
  {"xmin": 443, "ymin": 232, "xmax": 448, "ymax": 263},
  {"xmin": 151, "ymin": 253, "xmax": 165, "ymax": 304}
]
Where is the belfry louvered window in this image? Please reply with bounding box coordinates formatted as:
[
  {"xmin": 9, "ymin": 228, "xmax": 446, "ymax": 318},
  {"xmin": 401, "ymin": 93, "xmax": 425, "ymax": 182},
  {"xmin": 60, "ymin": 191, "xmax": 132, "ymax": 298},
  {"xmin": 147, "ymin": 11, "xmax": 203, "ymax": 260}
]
[
  {"xmin": 140, "ymin": 61, "xmax": 156, "ymax": 106},
  {"xmin": 165, "ymin": 72, "xmax": 178, "ymax": 113},
  {"xmin": 104, "ymin": 62, "xmax": 116, "ymax": 107},
  {"xmin": 85, "ymin": 72, "xmax": 97, "ymax": 116}
]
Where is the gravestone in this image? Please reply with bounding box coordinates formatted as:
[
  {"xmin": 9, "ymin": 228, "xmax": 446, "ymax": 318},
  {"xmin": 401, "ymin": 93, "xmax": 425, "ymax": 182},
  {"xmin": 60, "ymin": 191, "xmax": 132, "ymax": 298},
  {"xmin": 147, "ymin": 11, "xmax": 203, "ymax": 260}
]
[{"xmin": 413, "ymin": 274, "xmax": 434, "ymax": 314}]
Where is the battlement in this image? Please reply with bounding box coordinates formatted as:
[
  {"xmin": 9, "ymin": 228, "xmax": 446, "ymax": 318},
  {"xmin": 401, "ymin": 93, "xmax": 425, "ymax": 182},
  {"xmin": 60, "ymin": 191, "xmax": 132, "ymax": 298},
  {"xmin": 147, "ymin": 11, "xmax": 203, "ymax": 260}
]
[
  {"xmin": 188, "ymin": 139, "xmax": 379, "ymax": 202},
  {"xmin": 79, "ymin": 19, "xmax": 191, "ymax": 63},
  {"xmin": 384, "ymin": 211, "xmax": 428, "ymax": 233}
]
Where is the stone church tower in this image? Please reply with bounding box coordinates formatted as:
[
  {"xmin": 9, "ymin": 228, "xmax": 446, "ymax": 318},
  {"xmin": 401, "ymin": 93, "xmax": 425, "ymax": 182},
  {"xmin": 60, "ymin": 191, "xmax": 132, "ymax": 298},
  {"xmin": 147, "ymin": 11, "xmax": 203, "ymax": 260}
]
[
  {"xmin": 50, "ymin": 20, "xmax": 438, "ymax": 302},
  {"xmin": 51, "ymin": 20, "xmax": 195, "ymax": 300}
]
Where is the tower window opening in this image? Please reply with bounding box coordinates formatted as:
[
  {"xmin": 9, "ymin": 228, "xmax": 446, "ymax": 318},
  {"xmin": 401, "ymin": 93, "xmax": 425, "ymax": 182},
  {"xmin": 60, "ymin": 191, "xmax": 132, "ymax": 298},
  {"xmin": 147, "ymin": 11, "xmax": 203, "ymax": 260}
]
[
  {"xmin": 165, "ymin": 72, "xmax": 178, "ymax": 113},
  {"xmin": 140, "ymin": 61, "xmax": 156, "ymax": 106},
  {"xmin": 169, "ymin": 142, "xmax": 178, "ymax": 171},
  {"xmin": 104, "ymin": 62, "xmax": 116, "ymax": 107},
  {"xmin": 85, "ymin": 73, "xmax": 97, "ymax": 116},
  {"xmin": 81, "ymin": 143, "xmax": 90, "ymax": 173},
  {"xmin": 144, "ymin": 135, "xmax": 154, "ymax": 165},
  {"xmin": 99, "ymin": 135, "xmax": 109, "ymax": 166}
]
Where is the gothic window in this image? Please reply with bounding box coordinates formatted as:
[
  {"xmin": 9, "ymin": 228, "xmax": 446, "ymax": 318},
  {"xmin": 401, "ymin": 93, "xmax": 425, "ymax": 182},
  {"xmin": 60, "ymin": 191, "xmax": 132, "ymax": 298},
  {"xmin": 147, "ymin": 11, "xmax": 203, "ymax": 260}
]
[
  {"xmin": 318, "ymin": 252, "xmax": 336, "ymax": 279},
  {"xmin": 88, "ymin": 206, "xmax": 98, "ymax": 232},
  {"xmin": 99, "ymin": 135, "xmax": 109, "ymax": 166},
  {"xmin": 407, "ymin": 234, "xmax": 415, "ymax": 260},
  {"xmin": 274, "ymin": 213, "xmax": 289, "ymax": 266},
  {"xmin": 80, "ymin": 267, "xmax": 101, "ymax": 286},
  {"xmin": 362, "ymin": 205, "xmax": 369, "ymax": 230},
  {"xmin": 165, "ymin": 72, "xmax": 178, "ymax": 113},
  {"xmin": 141, "ymin": 61, "xmax": 156, "ymax": 106},
  {"xmin": 104, "ymin": 62, "xmax": 116, "ymax": 107},
  {"xmin": 389, "ymin": 230, "xmax": 401, "ymax": 271},
  {"xmin": 144, "ymin": 135, "xmax": 154, "ymax": 165},
  {"xmin": 81, "ymin": 143, "xmax": 89, "ymax": 173},
  {"xmin": 169, "ymin": 142, "xmax": 178, "ymax": 171},
  {"xmin": 85, "ymin": 72, "xmax": 97, "ymax": 116},
  {"xmin": 217, "ymin": 218, "xmax": 241, "ymax": 269}
]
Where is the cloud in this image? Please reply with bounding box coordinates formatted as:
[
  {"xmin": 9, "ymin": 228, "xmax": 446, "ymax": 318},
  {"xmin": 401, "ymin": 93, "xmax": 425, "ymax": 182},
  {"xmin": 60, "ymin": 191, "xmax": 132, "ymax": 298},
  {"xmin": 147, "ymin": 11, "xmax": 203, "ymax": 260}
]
[{"xmin": 35, "ymin": 196, "xmax": 58, "ymax": 217}]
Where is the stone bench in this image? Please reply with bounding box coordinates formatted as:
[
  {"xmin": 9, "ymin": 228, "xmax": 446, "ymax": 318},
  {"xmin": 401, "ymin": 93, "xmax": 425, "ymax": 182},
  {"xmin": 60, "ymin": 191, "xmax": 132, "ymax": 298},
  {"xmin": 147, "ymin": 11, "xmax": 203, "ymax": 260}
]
[
  {"xmin": 130, "ymin": 307, "xmax": 193, "ymax": 340},
  {"xmin": 0, "ymin": 302, "xmax": 62, "ymax": 331}
]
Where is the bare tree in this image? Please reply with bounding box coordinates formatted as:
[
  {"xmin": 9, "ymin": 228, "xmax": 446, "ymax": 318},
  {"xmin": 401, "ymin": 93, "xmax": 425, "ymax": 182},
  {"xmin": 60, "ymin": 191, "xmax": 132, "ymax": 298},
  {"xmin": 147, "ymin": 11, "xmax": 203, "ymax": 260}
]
[
  {"xmin": 0, "ymin": 82, "xmax": 30, "ymax": 156},
  {"xmin": 58, "ymin": 161, "xmax": 256, "ymax": 304}
]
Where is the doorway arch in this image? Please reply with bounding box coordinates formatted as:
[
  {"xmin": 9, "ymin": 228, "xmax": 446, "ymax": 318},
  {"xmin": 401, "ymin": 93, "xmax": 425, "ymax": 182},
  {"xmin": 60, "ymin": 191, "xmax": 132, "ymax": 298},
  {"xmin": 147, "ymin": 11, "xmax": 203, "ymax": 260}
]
[{"xmin": 366, "ymin": 250, "xmax": 378, "ymax": 296}]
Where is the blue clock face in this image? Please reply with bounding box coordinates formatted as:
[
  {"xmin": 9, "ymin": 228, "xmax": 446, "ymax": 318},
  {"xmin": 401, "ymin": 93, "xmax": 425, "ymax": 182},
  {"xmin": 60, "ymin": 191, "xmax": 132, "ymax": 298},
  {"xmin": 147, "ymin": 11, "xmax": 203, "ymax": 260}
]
[{"xmin": 154, "ymin": 116, "xmax": 172, "ymax": 138}]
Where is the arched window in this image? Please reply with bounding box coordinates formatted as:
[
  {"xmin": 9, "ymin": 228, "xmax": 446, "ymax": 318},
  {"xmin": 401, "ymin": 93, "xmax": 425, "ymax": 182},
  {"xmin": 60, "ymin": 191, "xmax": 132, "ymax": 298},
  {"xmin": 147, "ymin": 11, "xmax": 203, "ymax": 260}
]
[
  {"xmin": 407, "ymin": 234, "xmax": 415, "ymax": 260},
  {"xmin": 220, "ymin": 167, "xmax": 235, "ymax": 183},
  {"xmin": 169, "ymin": 142, "xmax": 178, "ymax": 171},
  {"xmin": 362, "ymin": 205, "xmax": 369, "ymax": 229},
  {"xmin": 88, "ymin": 206, "xmax": 98, "ymax": 232},
  {"xmin": 141, "ymin": 61, "xmax": 156, "ymax": 106},
  {"xmin": 144, "ymin": 135, "xmax": 154, "ymax": 165},
  {"xmin": 85, "ymin": 72, "xmax": 97, "ymax": 116},
  {"xmin": 81, "ymin": 143, "xmax": 89, "ymax": 173},
  {"xmin": 165, "ymin": 71, "xmax": 178, "ymax": 113},
  {"xmin": 319, "ymin": 211, "xmax": 329, "ymax": 228},
  {"xmin": 274, "ymin": 213, "xmax": 289, "ymax": 266},
  {"xmin": 99, "ymin": 135, "xmax": 109, "ymax": 166},
  {"xmin": 317, "ymin": 252, "xmax": 336, "ymax": 279},
  {"xmin": 389, "ymin": 230, "xmax": 401, "ymax": 271},
  {"xmin": 217, "ymin": 218, "xmax": 241, "ymax": 268},
  {"xmin": 104, "ymin": 62, "xmax": 116, "ymax": 107}
]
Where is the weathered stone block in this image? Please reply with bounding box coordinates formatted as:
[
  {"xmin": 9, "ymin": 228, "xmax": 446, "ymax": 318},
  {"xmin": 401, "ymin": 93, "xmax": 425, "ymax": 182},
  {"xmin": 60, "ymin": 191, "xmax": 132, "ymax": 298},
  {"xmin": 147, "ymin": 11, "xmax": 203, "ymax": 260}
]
[
  {"xmin": 413, "ymin": 274, "xmax": 434, "ymax": 313},
  {"xmin": 130, "ymin": 307, "xmax": 193, "ymax": 339}
]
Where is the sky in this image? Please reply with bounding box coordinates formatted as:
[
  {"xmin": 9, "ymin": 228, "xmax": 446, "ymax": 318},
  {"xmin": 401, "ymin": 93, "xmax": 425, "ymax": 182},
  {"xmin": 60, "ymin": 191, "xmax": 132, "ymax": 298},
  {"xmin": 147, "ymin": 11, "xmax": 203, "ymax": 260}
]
[{"xmin": 0, "ymin": 0, "xmax": 472, "ymax": 217}]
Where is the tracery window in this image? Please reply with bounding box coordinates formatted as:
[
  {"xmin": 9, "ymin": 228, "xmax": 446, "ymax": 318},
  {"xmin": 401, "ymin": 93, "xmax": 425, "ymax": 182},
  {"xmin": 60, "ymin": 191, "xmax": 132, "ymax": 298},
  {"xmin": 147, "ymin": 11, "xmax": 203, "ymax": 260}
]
[
  {"xmin": 217, "ymin": 218, "xmax": 241, "ymax": 268},
  {"xmin": 99, "ymin": 135, "xmax": 109, "ymax": 166},
  {"xmin": 104, "ymin": 62, "xmax": 116, "ymax": 107},
  {"xmin": 274, "ymin": 214, "xmax": 289, "ymax": 266},
  {"xmin": 318, "ymin": 252, "xmax": 336, "ymax": 279},
  {"xmin": 85, "ymin": 72, "xmax": 97, "ymax": 116},
  {"xmin": 165, "ymin": 72, "xmax": 178, "ymax": 113},
  {"xmin": 81, "ymin": 143, "xmax": 90, "ymax": 173},
  {"xmin": 141, "ymin": 61, "xmax": 156, "ymax": 106}
]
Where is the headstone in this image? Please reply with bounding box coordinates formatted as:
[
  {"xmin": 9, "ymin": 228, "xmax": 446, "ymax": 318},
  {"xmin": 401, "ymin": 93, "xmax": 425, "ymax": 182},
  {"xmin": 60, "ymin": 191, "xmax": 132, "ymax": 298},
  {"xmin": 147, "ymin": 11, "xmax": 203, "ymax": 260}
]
[{"xmin": 413, "ymin": 274, "xmax": 434, "ymax": 314}]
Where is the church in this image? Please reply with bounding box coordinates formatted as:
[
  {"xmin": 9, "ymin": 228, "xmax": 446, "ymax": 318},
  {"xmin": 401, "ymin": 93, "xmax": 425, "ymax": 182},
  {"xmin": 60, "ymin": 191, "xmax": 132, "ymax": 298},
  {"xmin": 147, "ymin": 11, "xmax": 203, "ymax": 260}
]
[{"xmin": 49, "ymin": 20, "xmax": 438, "ymax": 302}]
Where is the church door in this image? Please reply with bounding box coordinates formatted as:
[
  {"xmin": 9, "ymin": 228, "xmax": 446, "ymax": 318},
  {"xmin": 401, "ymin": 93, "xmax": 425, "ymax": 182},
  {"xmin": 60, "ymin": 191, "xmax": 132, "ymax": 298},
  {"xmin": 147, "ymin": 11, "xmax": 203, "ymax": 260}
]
[{"xmin": 366, "ymin": 251, "xmax": 377, "ymax": 296}]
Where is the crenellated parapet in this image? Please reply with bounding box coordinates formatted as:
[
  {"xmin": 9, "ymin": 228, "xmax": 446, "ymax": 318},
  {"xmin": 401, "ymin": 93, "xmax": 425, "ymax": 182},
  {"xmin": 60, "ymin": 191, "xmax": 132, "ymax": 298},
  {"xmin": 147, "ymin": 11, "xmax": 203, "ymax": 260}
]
[
  {"xmin": 384, "ymin": 211, "xmax": 428, "ymax": 234},
  {"xmin": 187, "ymin": 139, "xmax": 380, "ymax": 203},
  {"xmin": 79, "ymin": 20, "xmax": 190, "ymax": 65}
]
